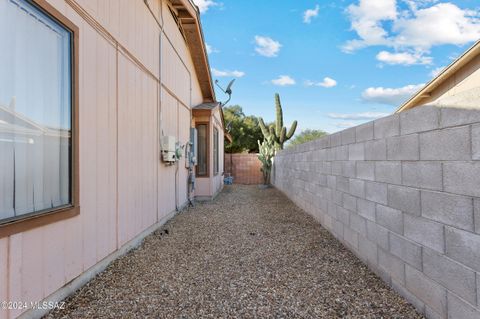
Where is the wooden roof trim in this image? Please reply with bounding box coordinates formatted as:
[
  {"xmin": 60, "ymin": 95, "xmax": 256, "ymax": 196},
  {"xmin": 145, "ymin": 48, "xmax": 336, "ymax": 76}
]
[
  {"xmin": 396, "ymin": 40, "xmax": 480, "ymax": 113},
  {"xmin": 170, "ymin": 0, "xmax": 216, "ymax": 103},
  {"xmin": 192, "ymin": 103, "xmax": 231, "ymax": 141}
]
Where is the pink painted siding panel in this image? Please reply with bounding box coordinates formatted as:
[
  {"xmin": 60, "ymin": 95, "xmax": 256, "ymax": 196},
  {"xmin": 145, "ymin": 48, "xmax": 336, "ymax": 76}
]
[
  {"xmin": 117, "ymin": 54, "xmax": 129, "ymax": 246},
  {"xmin": 190, "ymin": 65, "xmax": 203, "ymax": 107},
  {"xmin": 118, "ymin": 54, "xmax": 135, "ymax": 245},
  {"xmin": 45, "ymin": 0, "xmax": 67, "ymax": 12},
  {"xmin": 80, "ymin": 22, "xmax": 98, "ymax": 271},
  {"xmin": 195, "ymin": 178, "xmax": 211, "ymax": 197},
  {"xmin": 137, "ymin": 71, "xmax": 157, "ymax": 232},
  {"xmin": 0, "ymin": 238, "xmax": 8, "ymax": 319},
  {"xmin": 140, "ymin": 77, "xmax": 158, "ymax": 230},
  {"xmin": 20, "ymin": 228, "xmax": 43, "ymax": 307},
  {"xmin": 158, "ymin": 90, "xmax": 177, "ymax": 217},
  {"xmin": 106, "ymin": 0, "xmax": 120, "ymax": 41},
  {"xmin": 74, "ymin": 0, "xmax": 160, "ymax": 79},
  {"xmin": 118, "ymin": 54, "xmax": 159, "ymax": 245},
  {"xmin": 107, "ymin": 44, "xmax": 119, "ymax": 252},
  {"xmin": 42, "ymin": 223, "xmax": 65, "ymax": 297},
  {"xmin": 132, "ymin": 69, "xmax": 141, "ymax": 238},
  {"xmin": 8, "ymin": 234, "xmax": 22, "ymax": 319},
  {"xmin": 95, "ymin": 34, "xmax": 116, "ymax": 262},
  {"xmin": 63, "ymin": 216, "xmax": 83, "ymax": 284},
  {"xmin": 161, "ymin": 33, "xmax": 190, "ymax": 106},
  {"xmin": 162, "ymin": 2, "xmax": 188, "ymax": 68},
  {"xmin": 160, "ymin": 1, "xmax": 203, "ymax": 108},
  {"xmin": 76, "ymin": 0, "xmax": 97, "ymax": 17}
]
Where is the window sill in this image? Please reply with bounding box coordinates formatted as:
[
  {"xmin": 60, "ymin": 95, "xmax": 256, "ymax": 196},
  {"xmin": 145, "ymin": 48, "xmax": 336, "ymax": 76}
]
[{"xmin": 0, "ymin": 206, "xmax": 80, "ymax": 238}]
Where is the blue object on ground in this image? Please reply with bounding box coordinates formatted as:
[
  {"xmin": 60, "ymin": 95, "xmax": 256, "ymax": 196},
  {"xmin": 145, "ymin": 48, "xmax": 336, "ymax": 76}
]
[{"xmin": 224, "ymin": 176, "xmax": 234, "ymax": 185}]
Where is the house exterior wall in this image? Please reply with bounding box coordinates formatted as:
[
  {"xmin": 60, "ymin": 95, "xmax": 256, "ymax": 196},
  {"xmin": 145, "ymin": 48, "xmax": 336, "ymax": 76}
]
[
  {"xmin": 273, "ymin": 105, "xmax": 480, "ymax": 319},
  {"xmin": 0, "ymin": 1, "xmax": 212, "ymax": 318},
  {"xmin": 194, "ymin": 107, "xmax": 225, "ymax": 199},
  {"xmin": 416, "ymin": 54, "xmax": 480, "ymax": 109},
  {"xmin": 211, "ymin": 108, "xmax": 225, "ymax": 197}
]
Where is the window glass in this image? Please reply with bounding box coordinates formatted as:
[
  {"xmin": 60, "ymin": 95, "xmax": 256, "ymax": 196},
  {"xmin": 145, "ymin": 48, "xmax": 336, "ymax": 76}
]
[
  {"xmin": 0, "ymin": 0, "xmax": 73, "ymax": 221},
  {"xmin": 213, "ymin": 128, "xmax": 219, "ymax": 174},
  {"xmin": 196, "ymin": 124, "xmax": 207, "ymax": 176}
]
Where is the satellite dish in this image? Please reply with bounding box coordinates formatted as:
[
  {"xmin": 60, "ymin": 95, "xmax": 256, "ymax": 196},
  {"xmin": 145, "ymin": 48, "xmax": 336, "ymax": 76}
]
[
  {"xmin": 225, "ymin": 79, "xmax": 235, "ymax": 95},
  {"xmin": 215, "ymin": 79, "xmax": 236, "ymax": 106}
]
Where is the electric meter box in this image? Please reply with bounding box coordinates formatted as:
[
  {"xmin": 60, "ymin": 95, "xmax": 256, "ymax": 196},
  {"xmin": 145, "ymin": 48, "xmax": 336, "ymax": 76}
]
[{"xmin": 161, "ymin": 136, "xmax": 176, "ymax": 162}]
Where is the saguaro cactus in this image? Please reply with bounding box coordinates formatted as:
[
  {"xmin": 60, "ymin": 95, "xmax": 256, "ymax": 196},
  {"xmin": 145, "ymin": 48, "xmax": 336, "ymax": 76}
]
[
  {"xmin": 259, "ymin": 93, "xmax": 297, "ymax": 150},
  {"xmin": 258, "ymin": 136, "xmax": 275, "ymax": 185}
]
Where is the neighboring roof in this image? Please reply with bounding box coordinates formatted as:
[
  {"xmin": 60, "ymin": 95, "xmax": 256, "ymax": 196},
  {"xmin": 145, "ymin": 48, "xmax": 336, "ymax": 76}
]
[
  {"xmin": 193, "ymin": 102, "xmax": 232, "ymax": 142},
  {"xmin": 169, "ymin": 0, "xmax": 216, "ymax": 103},
  {"xmin": 193, "ymin": 102, "xmax": 221, "ymax": 110},
  {"xmin": 0, "ymin": 103, "xmax": 70, "ymax": 138},
  {"xmin": 396, "ymin": 40, "xmax": 480, "ymax": 113}
]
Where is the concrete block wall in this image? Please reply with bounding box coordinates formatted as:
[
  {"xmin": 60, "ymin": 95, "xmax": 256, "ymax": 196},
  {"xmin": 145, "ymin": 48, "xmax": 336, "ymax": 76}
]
[{"xmin": 273, "ymin": 105, "xmax": 480, "ymax": 319}]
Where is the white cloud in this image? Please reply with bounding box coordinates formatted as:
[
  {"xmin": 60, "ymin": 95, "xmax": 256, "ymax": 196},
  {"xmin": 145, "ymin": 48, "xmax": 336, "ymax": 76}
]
[
  {"xmin": 430, "ymin": 66, "xmax": 446, "ymax": 77},
  {"xmin": 327, "ymin": 112, "xmax": 390, "ymax": 120},
  {"xmin": 205, "ymin": 43, "xmax": 219, "ymax": 54},
  {"xmin": 192, "ymin": 0, "xmax": 218, "ymax": 13},
  {"xmin": 342, "ymin": 0, "xmax": 397, "ymax": 52},
  {"xmin": 362, "ymin": 83, "xmax": 424, "ymax": 105},
  {"xmin": 211, "ymin": 68, "xmax": 245, "ymax": 78},
  {"xmin": 303, "ymin": 5, "xmax": 320, "ymax": 23},
  {"xmin": 305, "ymin": 77, "xmax": 338, "ymax": 88},
  {"xmin": 343, "ymin": 1, "xmax": 480, "ymax": 62},
  {"xmin": 206, "ymin": 44, "xmax": 212, "ymax": 54},
  {"xmin": 271, "ymin": 75, "xmax": 296, "ymax": 86},
  {"xmin": 376, "ymin": 50, "xmax": 432, "ymax": 65},
  {"xmin": 393, "ymin": 3, "xmax": 480, "ymax": 50},
  {"xmin": 254, "ymin": 36, "xmax": 282, "ymax": 57}
]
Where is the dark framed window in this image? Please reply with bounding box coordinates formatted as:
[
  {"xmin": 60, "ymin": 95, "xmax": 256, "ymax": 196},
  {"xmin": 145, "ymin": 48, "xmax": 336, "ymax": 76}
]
[
  {"xmin": 196, "ymin": 123, "xmax": 208, "ymax": 177},
  {"xmin": 213, "ymin": 128, "xmax": 219, "ymax": 175},
  {"xmin": 0, "ymin": 0, "xmax": 79, "ymax": 237}
]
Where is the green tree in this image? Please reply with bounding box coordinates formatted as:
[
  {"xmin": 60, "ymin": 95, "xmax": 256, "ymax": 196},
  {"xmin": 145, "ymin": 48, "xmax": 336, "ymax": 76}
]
[
  {"xmin": 223, "ymin": 105, "xmax": 264, "ymax": 153},
  {"xmin": 288, "ymin": 129, "xmax": 328, "ymax": 147}
]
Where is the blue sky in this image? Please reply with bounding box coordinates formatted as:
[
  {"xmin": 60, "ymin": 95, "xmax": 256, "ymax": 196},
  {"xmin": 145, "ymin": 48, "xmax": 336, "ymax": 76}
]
[{"xmin": 194, "ymin": 0, "xmax": 480, "ymax": 133}]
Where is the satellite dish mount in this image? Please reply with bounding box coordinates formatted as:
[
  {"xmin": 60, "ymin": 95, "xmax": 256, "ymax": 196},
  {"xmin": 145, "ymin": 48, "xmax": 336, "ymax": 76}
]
[{"xmin": 215, "ymin": 79, "xmax": 235, "ymax": 107}]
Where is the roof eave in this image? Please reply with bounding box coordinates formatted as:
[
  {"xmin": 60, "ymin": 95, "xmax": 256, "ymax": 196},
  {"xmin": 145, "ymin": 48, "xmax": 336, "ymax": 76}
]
[
  {"xmin": 173, "ymin": 0, "xmax": 216, "ymax": 103},
  {"xmin": 396, "ymin": 40, "xmax": 480, "ymax": 113}
]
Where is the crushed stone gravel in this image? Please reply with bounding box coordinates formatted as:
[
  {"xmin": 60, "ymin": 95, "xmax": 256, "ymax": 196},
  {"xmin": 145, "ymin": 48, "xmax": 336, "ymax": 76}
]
[{"xmin": 45, "ymin": 185, "xmax": 424, "ymax": 318}]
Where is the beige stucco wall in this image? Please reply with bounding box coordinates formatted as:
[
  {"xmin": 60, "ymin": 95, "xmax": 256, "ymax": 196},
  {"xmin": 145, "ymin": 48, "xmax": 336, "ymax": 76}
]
[
  {"xmin": 420, "ymin": 54, "xmax": 480, "ymax": 109},
  {"xmin": 0, "ymin": 1, "xmax": 213, "ymax": 318}
]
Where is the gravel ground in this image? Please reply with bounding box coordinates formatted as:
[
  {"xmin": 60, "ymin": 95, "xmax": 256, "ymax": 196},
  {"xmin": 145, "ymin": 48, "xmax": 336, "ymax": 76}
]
[{"xmin": 46, "ymin": 185, "xmax": 423, "ymax": 319}]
